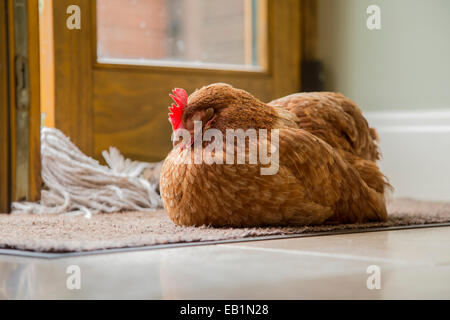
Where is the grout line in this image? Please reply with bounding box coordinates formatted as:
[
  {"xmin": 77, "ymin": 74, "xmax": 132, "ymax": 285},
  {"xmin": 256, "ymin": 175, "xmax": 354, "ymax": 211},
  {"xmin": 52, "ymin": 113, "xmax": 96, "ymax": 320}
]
[{"xmin": 220, "ymin": 244, "xmax": 435, "ymax": 267}]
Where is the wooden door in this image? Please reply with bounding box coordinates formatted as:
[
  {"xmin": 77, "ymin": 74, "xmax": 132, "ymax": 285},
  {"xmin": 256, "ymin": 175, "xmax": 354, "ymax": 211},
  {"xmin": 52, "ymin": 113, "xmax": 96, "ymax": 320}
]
[
  {"xmin": 0, "ymin": 0, "xmax": 41, "ymax": 212},
  {"xmin": 51, "ymin": 0, "xmax": 301, "ymax": 162},
  {"xmin": 0, "ymin": 0, "xmax": 10, "ymax": 212}
]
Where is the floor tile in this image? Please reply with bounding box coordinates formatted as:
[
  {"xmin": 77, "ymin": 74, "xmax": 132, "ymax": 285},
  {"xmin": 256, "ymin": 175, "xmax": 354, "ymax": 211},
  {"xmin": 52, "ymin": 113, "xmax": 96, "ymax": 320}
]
[
  {"xmin": 224, "ymin": 226, "xmax": 450, "ymax": 266},
  {"xmin": 0, "ymin": 227, "xmax": 449, "ymax": 299},
  {"xmin": 0, "ymin": 245, "xmax": 393, "ymax": 299}
]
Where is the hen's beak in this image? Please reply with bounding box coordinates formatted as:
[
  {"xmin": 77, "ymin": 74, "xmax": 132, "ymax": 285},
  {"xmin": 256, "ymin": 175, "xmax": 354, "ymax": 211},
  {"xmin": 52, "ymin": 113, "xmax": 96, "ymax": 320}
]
[{"xmin": 172, "ymin": 129, "xmax": 196, "ymax": 149}]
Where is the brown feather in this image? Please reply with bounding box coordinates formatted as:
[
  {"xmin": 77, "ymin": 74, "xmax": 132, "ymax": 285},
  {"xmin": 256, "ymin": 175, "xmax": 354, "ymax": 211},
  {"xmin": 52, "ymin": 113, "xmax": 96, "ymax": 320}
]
[{"xmin": 160, "ymin": 84, "xmax": 389, "ymax": 227}]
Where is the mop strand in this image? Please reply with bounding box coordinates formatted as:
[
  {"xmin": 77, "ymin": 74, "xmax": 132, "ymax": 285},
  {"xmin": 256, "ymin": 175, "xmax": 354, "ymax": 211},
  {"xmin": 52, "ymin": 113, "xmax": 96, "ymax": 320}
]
[{"xmin": 12, "ymin": 127, "xmax": 163, "ymax": 217}]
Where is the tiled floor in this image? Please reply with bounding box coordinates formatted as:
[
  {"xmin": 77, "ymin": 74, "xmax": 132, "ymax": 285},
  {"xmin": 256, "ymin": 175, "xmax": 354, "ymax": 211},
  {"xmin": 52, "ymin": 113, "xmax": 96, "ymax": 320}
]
[{"xmin": 0, "ymin": 226, "xmax": 449, "ymax": 299}]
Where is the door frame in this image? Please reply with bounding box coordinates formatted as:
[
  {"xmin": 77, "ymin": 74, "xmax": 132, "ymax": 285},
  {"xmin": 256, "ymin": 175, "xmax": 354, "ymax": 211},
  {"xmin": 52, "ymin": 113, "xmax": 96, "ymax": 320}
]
[
  {"xmin": 0, "ymin": 0, "xmax": 11, "ymax": 212},
  {"xmin": 0, "ymin": 0, "xmax": 41, "ymax": 212}
]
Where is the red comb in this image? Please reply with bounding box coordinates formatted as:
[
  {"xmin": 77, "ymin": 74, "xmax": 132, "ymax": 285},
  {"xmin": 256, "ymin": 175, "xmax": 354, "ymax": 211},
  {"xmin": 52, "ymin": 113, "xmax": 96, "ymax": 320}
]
[{"xmin": 168, "ymin": 88, "xmax": 188, "ymax": 131}]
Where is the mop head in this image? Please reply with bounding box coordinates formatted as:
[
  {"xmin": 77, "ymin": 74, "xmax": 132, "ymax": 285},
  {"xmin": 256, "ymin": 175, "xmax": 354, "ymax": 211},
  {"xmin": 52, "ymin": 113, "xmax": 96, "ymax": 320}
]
[{"xmin": 12, "ymin": 127, "xmax": 163, "ymax": 217}]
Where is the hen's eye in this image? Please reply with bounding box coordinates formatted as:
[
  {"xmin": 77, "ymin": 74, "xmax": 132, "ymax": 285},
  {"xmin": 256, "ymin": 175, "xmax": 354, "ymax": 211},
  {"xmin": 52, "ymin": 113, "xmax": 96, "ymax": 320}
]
[
  {"xmin": 205, "ymin": 107, "xmax": 214, "ymax": 121},
  {"xmin": 185, "ymin": 108, "xmax": 215, "ymax": 130}
]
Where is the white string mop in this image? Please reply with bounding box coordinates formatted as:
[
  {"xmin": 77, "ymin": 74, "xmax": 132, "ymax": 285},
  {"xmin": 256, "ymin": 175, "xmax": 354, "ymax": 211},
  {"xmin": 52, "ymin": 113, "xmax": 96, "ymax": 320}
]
[{"xmin": 12, "ymin": 127, "xmax": 163, "ymax": 217}]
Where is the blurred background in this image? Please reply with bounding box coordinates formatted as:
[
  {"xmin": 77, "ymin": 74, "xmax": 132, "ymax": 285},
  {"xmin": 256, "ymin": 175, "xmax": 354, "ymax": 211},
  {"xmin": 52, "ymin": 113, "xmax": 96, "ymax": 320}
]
[{"xmin": 96, "ymin": 0, "xmax": 265, "ymax": 68}]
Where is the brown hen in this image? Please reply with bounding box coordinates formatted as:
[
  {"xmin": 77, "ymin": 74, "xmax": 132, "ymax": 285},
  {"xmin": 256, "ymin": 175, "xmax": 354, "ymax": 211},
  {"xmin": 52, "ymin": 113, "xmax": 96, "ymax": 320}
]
[{"xmin": 160, "ymin": 83, "xmax": 389, "ymax": 227}]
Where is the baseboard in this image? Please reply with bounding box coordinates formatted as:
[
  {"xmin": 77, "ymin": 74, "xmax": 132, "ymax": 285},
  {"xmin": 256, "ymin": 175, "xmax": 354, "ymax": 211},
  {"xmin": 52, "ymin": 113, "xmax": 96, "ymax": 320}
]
[{"xmin": 365, "ymin": 110, "xmax": 450, "ymax": 201}]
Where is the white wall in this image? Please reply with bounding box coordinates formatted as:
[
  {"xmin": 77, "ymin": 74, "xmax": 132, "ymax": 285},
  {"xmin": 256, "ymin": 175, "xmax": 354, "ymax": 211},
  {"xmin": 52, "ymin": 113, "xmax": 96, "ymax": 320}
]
[
  {"xmin": 318, "ymin": 0, "xmax": 450, "ymax": 111},
  {"xmin": 365, "ymin": 110, "xmax": 450, "ymax": 201},
  {"xmin": 317, "ymin": 0, "xmax": 450, "ymax": 200}
]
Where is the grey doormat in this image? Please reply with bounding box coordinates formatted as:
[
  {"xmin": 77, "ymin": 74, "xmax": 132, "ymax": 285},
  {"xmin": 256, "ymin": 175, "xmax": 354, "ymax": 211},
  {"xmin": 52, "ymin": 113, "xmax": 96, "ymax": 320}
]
[{"xmin": 1, "ymin": 198, "xmax": 450, "ymax": 255}]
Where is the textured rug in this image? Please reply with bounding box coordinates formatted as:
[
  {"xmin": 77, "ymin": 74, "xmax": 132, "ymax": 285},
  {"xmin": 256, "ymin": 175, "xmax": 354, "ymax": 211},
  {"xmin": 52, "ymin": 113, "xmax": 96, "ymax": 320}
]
[{"xmin": 1, "ymin": 198, "xmax": 450, "ymax": 253}]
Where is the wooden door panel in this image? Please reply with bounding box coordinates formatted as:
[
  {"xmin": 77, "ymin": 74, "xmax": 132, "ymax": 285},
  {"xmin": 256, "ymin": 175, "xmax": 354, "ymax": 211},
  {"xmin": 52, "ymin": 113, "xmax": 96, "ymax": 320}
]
[
  {"xmin": 93, "ymin": 69, "xmax": 273, "ymax": 161},
  {"xmin": 52, "ymin": 0, "xmax": 94, "ymax": 156}
]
